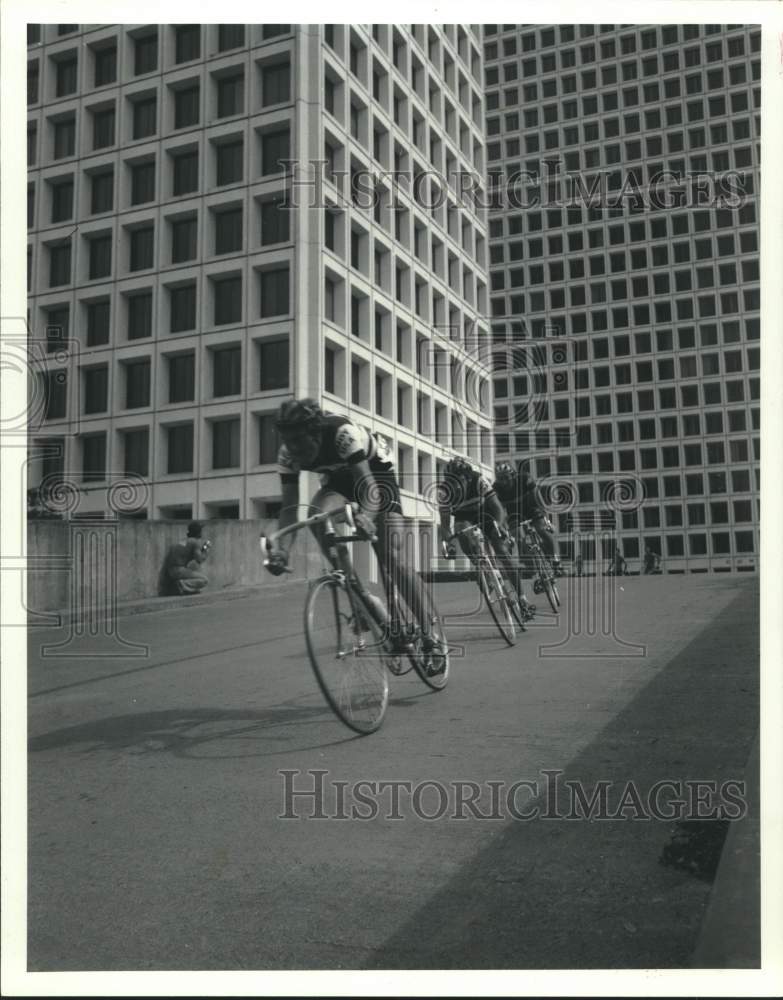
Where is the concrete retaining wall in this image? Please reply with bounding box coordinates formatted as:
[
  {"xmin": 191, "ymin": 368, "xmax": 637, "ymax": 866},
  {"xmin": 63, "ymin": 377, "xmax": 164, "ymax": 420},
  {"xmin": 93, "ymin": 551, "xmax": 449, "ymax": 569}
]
[
  {"xmin": 25, "ymin": 516, "xmax": 440, "ymax": 614},
  {"xmin": 25, "ymin": 518, "xmax": 327, "ymax": 614}
]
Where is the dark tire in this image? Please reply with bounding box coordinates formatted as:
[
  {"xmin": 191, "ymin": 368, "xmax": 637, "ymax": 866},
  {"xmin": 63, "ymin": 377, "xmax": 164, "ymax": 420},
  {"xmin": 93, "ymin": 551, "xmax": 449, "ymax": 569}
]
[
  {"xmin": 499, "ymin": 563, "xmax": 529, "ymax": 629},
  {"xmin": 304, "ymin": 576, "xmax": 389, "ymax": 734},
  {"xmin": 477, "ymin": 558, "xmax": 516, "ymax": 645},
  {"xmin": 392, "ymin": 577, "xmax": 450, "ymax": 690},
  {"xmin": 534, "ymin": 554, "xmax": 560, "ymax": 613}
]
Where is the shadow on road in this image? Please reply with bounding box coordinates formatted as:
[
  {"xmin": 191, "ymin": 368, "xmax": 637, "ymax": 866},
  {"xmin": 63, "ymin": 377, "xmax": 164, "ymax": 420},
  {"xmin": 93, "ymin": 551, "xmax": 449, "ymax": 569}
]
[
  {"xmin": 361, "ymin": 583, "xmax": 759, "ymax": 970},
  {"xmin": 28, "ymin": 699, "xmax": 364, "ymax": 759}
]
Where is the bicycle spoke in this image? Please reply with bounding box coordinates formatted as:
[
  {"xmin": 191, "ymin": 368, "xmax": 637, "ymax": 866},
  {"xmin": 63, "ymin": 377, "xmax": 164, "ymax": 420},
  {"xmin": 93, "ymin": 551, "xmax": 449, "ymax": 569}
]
[{"xmin": 305, "ymin": 577, "xmax": 389, "ymax": 734}]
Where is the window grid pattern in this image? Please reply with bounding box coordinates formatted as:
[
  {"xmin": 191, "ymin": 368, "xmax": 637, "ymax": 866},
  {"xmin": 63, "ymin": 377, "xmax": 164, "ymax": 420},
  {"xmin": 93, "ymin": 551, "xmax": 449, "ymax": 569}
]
[
  {"xmin": 484, "ymin": 23, "xmax": 760, "ymax": 570},
  {"xmin": 27, "ymin": 24, "xmax": 490, "ymax": 518}
]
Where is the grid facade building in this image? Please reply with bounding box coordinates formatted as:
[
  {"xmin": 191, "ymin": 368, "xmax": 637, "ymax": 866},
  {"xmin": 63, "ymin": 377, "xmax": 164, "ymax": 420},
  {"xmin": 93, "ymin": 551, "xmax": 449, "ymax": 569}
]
[
  {"xmin": 27, "ymin": 22, "xmax": 491, "ymax": 529},
  {"xmin": 483, "ymin": 23, "xmax": 761, "ymax": 573}
]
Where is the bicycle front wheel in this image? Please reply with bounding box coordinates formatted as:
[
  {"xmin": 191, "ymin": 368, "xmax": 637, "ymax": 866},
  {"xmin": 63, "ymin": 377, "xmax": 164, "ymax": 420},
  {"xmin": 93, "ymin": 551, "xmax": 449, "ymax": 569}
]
[
  {"xmin": 304, "ymin": 576, "xmax": 390, "ymax": 734},
  {"xmin": 477, "ymin": 559, "xmax": 516, "ymax": 645}
]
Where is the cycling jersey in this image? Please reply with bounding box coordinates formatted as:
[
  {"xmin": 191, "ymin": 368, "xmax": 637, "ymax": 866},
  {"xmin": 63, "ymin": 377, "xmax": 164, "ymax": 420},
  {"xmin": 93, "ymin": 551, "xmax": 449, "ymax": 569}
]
[
  {"xmin": 277, "ymin": 415, "xmax": 394, "ymax": 481},
  {"xmin": 277, "ymin": 414, "xmax": 401, "ymax": 514},
  {"xmin": 442, "ymin": 467, "xmax": 496, "ymax": 518},
  {"xmin": 494, "ymin": 474, "xmax": 543, "ymax": 524}
]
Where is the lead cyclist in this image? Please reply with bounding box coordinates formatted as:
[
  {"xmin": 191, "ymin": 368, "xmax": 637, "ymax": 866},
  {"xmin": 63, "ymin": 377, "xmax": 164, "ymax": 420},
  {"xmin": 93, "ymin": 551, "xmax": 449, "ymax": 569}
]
[{"xmin": 264, "ymin": 397, "xmax": 440, "ymax": 659}]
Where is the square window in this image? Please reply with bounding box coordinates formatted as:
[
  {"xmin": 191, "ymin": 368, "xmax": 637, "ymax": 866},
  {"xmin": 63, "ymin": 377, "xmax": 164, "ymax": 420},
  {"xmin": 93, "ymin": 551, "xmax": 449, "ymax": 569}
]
[
  {"xmin": 123, "ymin": 428, "xmax": 149, "ymax": 477},
  {"xmin": 134, "ymin": 33, "xmax": 158, "ymax": 75},
  {"xmin": 260, "ymin": 197, "xmax": 289, "ymax": 246},
  {"xmin": 53, "ymin": 118, "xmax": 76, "ymax": 160},
  {"xmin": 167, "ymin": 423, "xmax": 194, "ymax": 474},
  {"xmin": 81, "ymin": 433, "xmax": 107, "ymax": 482},
  {"xmin": 133, "ymin": 97, "xmax": 157, "ymax": 140},
  {"xmin": 131, "ymin": 161, "xmax": 155, "ymax": 205},
  {"xmin": 171, "ymin": 217, "xmax": 197, "ymax": 263},
  {"xmin": 214, "ymin": 275, "xmax": 242, "ymax": 326},
  {"xmin": 127, "ymin": 291, "xmax": 152, "ymax": 340},
  {"xmin": 129, "ymin": 226, "xmax": 154, "ymax": 271},
  {"xmin": 83, "ymin": 366, "xmax": 108, "ymax": 414},
  {"xmin": 217, "ymin": 72, "xmax": 244, "ymax": 118},
  {"xmin": 175, "ymin": 25, "xmax": 201, "ymax": 64},
  {"xmin": 124, "ymin": 359, "xmax": 151, "ymax": 409},
  {"xmin": 216, "ymin": 140, "xmax": 243, "ymax": 186},
  {"xmin": 168, "ymin": 353, "xmax": 195, "ymax": 403},
  {"xmin": 260, "ymin": 267, "xmax": 289, "ymax": 318},
  {"xmin": 94, "ymin": 44, "xmax": 117, "ymax": 87},
  {"xmin": 86, "ymin": 300, "xmax": 110, "ymax": 346},
  {"xmin": 173, "ymin": 151, "xmax": 198, "ymax": 196},
  {"xmin": 170, "ymin": 284, "xmax": 197, "ymax": 333},
  {"xmin": 49, "ymin": 241, "xmax": 72, "ymax": 287},
  {"xmin": 93, "ymin": 107, "xmax": 116, "ymax": 149},
  {"xmin": 213, "ymin": 345, "xmax": 241, "ymax": 396},
  {"xmin": 91, "ymin": 169, "xmax": 114, "ymax": 214},
  {"xmin": 215, "ymin": 208, "xmax": 243, "ymax": 255},
  {"xmin": 261, "ymin": 128, "xmax": 290, "ymax": 176},
  {"xmin": 262, "ymin": 61, "xmax": 291, "ymax": 106},
  {"xmin": 259, "ymin": 337, "xmax": 290, "ymax": 390},
  {"xmin": 175, "ymin": 85, "xmax": 200, "ymax": 129},
  {"xmin": 51, "ymin": 178, "xmax": 74, "ymax": 223},
  {"xmin": 218, "ymin": 24, "xmax": 245, "ymax": 51}
]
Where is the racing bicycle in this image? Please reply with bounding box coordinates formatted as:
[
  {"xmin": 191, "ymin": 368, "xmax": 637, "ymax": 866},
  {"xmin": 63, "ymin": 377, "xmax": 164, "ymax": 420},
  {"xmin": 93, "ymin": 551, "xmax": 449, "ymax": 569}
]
[
  {"xmin": 443, "ymin": 520, "xmax": 531, "ymax": 646},
  {"xmin": 261, "ymin": 504, "xmax": 449, "ymax": 734},
  {"xmin": 515, "ymin": 518, "xmax": 561, "ymax": 614}
]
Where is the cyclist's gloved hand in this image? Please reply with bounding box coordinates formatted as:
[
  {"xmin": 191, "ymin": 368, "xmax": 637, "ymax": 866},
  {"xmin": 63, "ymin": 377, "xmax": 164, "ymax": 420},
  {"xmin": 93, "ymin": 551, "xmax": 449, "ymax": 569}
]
[
  {"xmin": 265, "ymin": 548, "xmax": 289, "ymax": 576},
  {"xmin": 353, "ymin": 511, "xmax": 377, "ymax": 543}
]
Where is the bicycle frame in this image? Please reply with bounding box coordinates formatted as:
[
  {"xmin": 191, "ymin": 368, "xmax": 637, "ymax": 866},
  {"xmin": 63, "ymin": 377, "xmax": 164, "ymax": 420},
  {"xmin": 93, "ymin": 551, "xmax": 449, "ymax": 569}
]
[
  {"xmin": 444, "ymin": 521, "xmax": 518, "ymax": 644},
  {"xmin": 262, "ymin": 504, "xmax": 373, "ymax": 628}
]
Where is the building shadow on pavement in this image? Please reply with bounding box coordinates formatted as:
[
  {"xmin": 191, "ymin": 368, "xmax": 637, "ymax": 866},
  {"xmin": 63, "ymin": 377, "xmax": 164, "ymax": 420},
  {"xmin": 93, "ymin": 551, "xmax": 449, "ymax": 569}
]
[
  {"xmin": 362, "ymin": 583, "xmax": 759, "ymax": 970},
  {"xmin": 28, "ymin": 700, "xmax": 364, "ymax": 759}
]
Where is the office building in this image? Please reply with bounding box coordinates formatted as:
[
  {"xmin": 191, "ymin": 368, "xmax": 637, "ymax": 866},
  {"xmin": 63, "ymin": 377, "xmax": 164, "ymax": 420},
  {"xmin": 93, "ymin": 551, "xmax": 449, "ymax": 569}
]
[
  {"xmin": 27, "ymin": 23, "xmax": 491, "ymax": 534},
  {"xmin": 483, "ymin": 23, "xmax": 760, "ymax": 572}
]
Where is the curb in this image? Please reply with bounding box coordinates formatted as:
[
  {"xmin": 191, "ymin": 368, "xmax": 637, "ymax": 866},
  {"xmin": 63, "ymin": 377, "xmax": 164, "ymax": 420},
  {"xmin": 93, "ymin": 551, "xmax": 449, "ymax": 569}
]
[
  {"xmin": 691, "ymin": 730, "xmax": 760, "ymax": 968},
  {"xmin": 27, "ymin": 570, "xmax": 481, "ymax": 628},
  {"xmin": 26, "ymin": 578, "xmax": 310, "ymax": 629}
]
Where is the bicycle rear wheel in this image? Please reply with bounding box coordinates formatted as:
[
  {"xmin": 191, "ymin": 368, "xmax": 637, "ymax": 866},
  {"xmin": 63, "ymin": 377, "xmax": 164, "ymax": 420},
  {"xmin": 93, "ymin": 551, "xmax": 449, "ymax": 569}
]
[
  {"xmin": 534, "ymin": 553, "xmax": 560, "ymax": 612},
  {"xmin": 498, "ymin": 562, "xmax": 529, "ymax": 629},
  {"xmin": 304, "ymin": 576, "xmax": 390, "ymax": 734},
  {"xmin": 391, "ymin": 576, "xmax": 450, "ymax": 691},
  {"xmin": 477, "ymin": 558, "xmax": 516, "ymax": 645}
]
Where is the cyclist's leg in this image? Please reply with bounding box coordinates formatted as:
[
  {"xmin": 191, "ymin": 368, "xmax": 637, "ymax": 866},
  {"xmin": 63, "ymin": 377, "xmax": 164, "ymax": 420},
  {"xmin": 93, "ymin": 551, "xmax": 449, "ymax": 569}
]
[
  {"xmin": 505, "ymin": 520, "xmax": 535, "ymax": 614},
  {"xmin": 307, "ymin": 485, "xmax": 353, "ymax": 570},
  {"xmin": 532, "ymin": 512, "xmax": 561, "ymax": 570},
  {"xmin": 374, "ymin": 502, "xmax": 434, "ymax": 643},
  {"xmin": 453, "ymin": 517, "xmax": 480, "ymax": 562}
]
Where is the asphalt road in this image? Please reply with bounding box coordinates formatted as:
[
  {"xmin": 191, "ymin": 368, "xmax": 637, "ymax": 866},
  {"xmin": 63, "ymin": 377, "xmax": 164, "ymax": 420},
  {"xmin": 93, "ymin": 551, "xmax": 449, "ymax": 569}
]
[{"xmin": 26, "ymin": 574, "xmax": 759, "ymax": 970}]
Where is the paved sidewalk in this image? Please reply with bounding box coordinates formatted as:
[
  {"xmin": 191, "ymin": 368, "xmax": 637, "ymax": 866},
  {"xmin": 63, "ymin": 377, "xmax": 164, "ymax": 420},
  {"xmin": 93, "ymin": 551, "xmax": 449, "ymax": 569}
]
[{"xmin": 26, "ymin": 575, "xmax": 760, "ymax": 970}]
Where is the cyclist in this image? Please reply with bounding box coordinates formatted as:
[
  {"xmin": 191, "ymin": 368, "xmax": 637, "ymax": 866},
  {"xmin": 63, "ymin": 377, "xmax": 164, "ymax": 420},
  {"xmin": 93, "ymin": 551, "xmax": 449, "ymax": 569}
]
[
  {"xmin": 437, "ymin": 455, "xmax": 535, "ymax": 619},
  {"xmin": 643, "ymin": 546, "xmax": 661, "ymax": 575},
  {"xmin": 606, "ymin": 545, "xmax": 628, "ymax": 577},
  {"xmin": 264, "ymin": 398, "xmax": 438, "ymax": 658},
  {"xmin": 493, "ymin": 462, "xmax": 563, "ymax": 577}
]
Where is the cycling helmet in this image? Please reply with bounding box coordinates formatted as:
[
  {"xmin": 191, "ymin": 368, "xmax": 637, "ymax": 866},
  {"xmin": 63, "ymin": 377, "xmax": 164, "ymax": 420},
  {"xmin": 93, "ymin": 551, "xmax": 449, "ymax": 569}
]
[
  {"xmin": 494, "ymin": 461, "xmax": 516, "ymax": 485},
  {"xmin": 446, "ymin": 455, "xmax": 473, "ymax": 478},
  {"xmin": 275, "ymin": 397, "xmax": 323, "ymax": 431}
]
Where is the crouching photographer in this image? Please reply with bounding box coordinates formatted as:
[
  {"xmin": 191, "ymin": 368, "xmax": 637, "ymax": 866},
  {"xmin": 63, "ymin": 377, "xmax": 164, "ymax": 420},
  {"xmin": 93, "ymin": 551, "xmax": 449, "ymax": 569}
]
[{"xmin": 163, "ymin": 521, "xmax": 211, "ymax": 595}]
